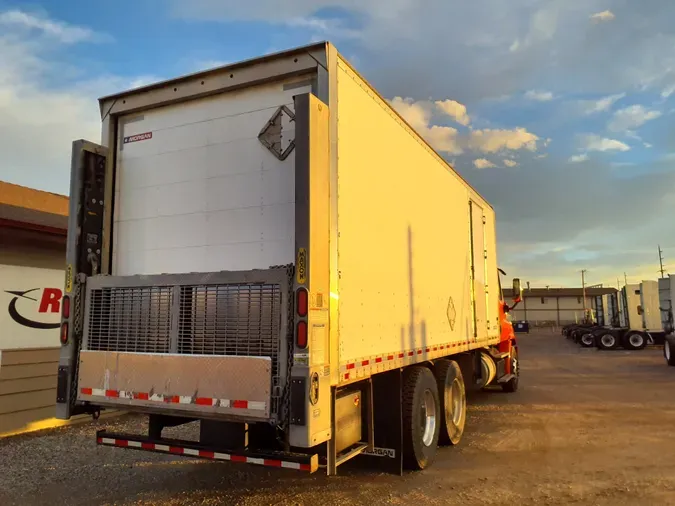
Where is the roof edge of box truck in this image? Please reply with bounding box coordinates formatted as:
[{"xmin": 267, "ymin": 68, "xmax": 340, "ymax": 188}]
[{"xmin": 98, "ymin": 40, "xmax": 492, "ymax": 213}]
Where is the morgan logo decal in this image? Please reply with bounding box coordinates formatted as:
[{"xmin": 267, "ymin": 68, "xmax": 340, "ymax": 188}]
[
  {"xmin": 362, "ymin": 447, "xmax": 396, "ymax": 459},
  {"xmin": 5, "ymin": 288, "xmax": 62, "ymax": 329},
  {"xmin": 296, "ymin": 248, "xmax": 307, "ymax": 284},
  {"xmin": 123, "ymin": 132, "xmax": 152, "ymax": 144}
]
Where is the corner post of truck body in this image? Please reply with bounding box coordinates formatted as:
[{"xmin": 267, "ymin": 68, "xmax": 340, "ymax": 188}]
[{"xmin": 56, "ymin": 140, "xmax": 108, "ymax": 420}]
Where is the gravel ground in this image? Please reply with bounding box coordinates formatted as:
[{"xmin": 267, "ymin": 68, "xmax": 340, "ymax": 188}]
[{"xmin": 2, "ymin": 332, "xmax": 675, "ymax": 505}]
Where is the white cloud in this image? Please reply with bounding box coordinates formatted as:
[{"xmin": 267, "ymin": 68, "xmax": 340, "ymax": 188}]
[
  {"xmin": 468, "ymin": 127, "xmax": 539, "ymax": 153},
  {"xmin": 503, "ymin": 159, "xmax": 518, "ymax": 167},
  {"xmin": 391, "ymin": 96, "xmax": 539, "ymax": 155},
  {"xmin": 662, "ymin": 85, "xmax": 675, "ymax": 98},
  {"xmin": 524, "ymin": 90, "xmax": 554, "ymax": 102},
  {"xmin": 581, "ymin": 134, "xmax": 630, "ymax": 152},
  {"xmin": 434, "ymin": 99, "xmax": 470, "ymax": 126},
  {"xmin": 0, "ymin": 10, "xmax": 143, "ymax": 194},
  {"xmin": 0, "ymin": 9, "xmax": 109, "ymax": 44},
  {"xmin": 608, "ymin": 105, "xmax": 662, "ymax": 132},
  {"xmin": 590, "ymin": 10, "xmax": 615, "ymax": 23},
  {"xmin": 579, "ymin": 93, "xmax": 625, "ymax": 114},
  {"xmin": 644, "ymin": 142, "xmax": 653, "ymax": 148},
  {"xmin": 390, "ymin": 97, "xmax": 463, "ymax": 154},
  {"xmin": 568, "ymin": 153, "xmax": 589, "ymax": 163},
  {"xmin": 473, "ymin": 158, "xmax": 496, "ymax": 169}
]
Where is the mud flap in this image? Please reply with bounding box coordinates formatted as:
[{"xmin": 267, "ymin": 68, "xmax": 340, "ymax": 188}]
[{"xmin": 346, "ymin": 368, "xmax": 403, "ymax": 475}]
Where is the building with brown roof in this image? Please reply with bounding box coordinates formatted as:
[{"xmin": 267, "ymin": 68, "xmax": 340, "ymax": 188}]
[
  {"xmin": 0, "ymin": 181, "xmax": 69, "ymax": 435},
  {"xmin": 502, "ymin": 286, "xmax": 619, "ymax": 327}
]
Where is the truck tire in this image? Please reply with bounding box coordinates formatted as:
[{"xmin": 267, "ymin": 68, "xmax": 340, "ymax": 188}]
[
  {"xmin": 622, "ymin": 331, "xmax": 647, "ymax": 350},
  {"xmin": 665, "ymin": 339, "xmax": 675, "ymax": 366},
  {"xmin": 596, "ymin": 332, "xmax": 620, "ymax": 350},
  {"xmin": 434, "ymin": 360, "xmax": 466, "ymax": 446},
  {"xmin": 571, "ymin": 329, "xmax": 586, "ymax": 343},
  {"xmin": 501, "ymin": 346, "xmax": 519, "ymax": 393},
  {"xmin": 402, "ymin": 366, "xmax": 440, "ymax": 470},
  {"xmin": 579, "ymin": 332, "xmax": 596, "ymax": 348}
]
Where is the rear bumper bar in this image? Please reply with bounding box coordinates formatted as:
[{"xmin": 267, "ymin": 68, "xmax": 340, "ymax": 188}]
[{"xmin": 96, "ymin": 429, "xmax": 319, "ymax": 473}]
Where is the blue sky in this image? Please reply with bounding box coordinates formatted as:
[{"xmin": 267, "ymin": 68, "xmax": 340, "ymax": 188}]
[{"xmin": 1, "ymin": 0, "xmax": 674, "ymax": 287}]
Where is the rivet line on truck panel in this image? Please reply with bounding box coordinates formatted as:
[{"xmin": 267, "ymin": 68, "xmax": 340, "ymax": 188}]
[
  {"xmin": 80, "ymin": 388, "xmax": 266, "ymax": 411},
  {"xmin": 96, "ymin": 437, "xmax": 311, "ymax": 471},
  {"xmin": 340, "ymin": 338, "xmax": 501, "ymax": 381}
]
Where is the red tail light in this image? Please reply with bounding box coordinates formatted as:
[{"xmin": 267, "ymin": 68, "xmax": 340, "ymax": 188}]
[
  {"xmin": 296, "ymin": 288, "xmax": 308, "ymax": 317},
  {"xmin": 60, "ymin": 322, "xmax": 69, "ymax": 345},
  {"xmin": 62, "ymin": 295, "xmax": 70, "ymax": 319},
  {"xmin": 296, "ymin": 321, "xmax": 308, "ymax": 349}
]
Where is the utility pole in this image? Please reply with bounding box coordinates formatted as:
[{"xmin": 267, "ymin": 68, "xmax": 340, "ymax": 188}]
[
  {"xmin": 658, "ymin": 245, "xmax": 666, "ymax": 278},
  {"xmin": 624, "ymin": 272, "xmax": 628, "ymax": 286}
]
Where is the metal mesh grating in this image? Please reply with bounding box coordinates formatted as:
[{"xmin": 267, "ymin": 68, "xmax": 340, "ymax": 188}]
[
  {"xmin": 177, "ymin": 284, "xmax": 281, "ymax": 370},
  {"xmin": 82, "ymin": 279, "xmax": 285, "ymax": 417},
  {"xmin": 86, "ymin": 286, "xmax": 173, "ymax": 353}
]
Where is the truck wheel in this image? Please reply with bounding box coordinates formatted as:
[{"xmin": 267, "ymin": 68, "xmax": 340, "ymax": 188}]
[
  {"xmin": 501, "ymin": 346, "xmax": 519, "ymax": 393},
  {"xmin": 665, "ymin": 340, "xmax": 675, "ymax": 366},
  {"xmin": 579, "ymin": 333, "xmax": 596, "ymax": 348},
  {"xmin": 402, "ymin": 366, "xmax": 440, "ymax": 470},
  {"xmin": 622, "ymin": 331, "xmax": 647, "ymax": 350},
  {"xmin": 597, "ymin": 333, "xmax": 620, "ymax": 350},
  {"xmin": 434, "ymin": 360, "xmax": 466, "ymax": 446}
]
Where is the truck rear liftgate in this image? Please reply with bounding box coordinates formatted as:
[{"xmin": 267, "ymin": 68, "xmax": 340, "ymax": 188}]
[
  {"xmin": 75, "ymin": 268, "xmax": 319, "ymax": 472},
  {"xmin": 76, "ymin": 270, "xmax": 286, "ymax": 421}
]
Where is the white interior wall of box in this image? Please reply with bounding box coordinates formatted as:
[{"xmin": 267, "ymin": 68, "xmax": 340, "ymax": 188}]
[{"xmin": 112, "ymin": 79, "xmax": 311, "ymax": 276}]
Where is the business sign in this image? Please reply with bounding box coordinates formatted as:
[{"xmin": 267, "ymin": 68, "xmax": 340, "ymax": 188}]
[{"xmin": 1, "ymin": 265, "xmax": 64, "ymax": 350}]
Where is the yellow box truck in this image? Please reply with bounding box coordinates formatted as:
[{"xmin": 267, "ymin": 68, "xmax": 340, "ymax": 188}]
[{"xmin": 56, "ymin": 42, "xmax": 522, "ymax": 475}]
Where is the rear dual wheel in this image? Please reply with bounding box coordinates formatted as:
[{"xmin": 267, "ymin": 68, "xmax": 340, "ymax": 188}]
[
  {"xmin": 402, "ymin": 361, "xmax": 466, "ymax": 470},
  {"xmin": 622, "ymin": 331, "xmax": 647, "ymax": 351},
  {"xmin": 597, "ymin": 332, "xmax": 620, "ymax": 350},
  {"xmin": 579, "ymin": 333, "xmax": 596, "ymax": 348}
]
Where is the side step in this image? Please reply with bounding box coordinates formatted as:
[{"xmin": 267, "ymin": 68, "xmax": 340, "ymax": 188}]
[
  {"xmin": 96, "ymin": 429, "xmax": 319, "ymax": 473},
  {"xmin": 497, "ymin": 374, "xmax": 515, "ymax": 384},
  {"xmin": 490, "ymin": 351, "xmax": 510, "ymax": 360},
  {"xmin": 335, "ymin": 443, "xmax": 369, "ymax": 467}
]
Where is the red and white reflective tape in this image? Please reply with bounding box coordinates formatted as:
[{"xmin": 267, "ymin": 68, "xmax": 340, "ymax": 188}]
[
  {"xmin": 80, "ymin": 388, "xmax": 265, "ymax": 411},
  {"xmin": 97, "ymin": 437, "xmax": 312, "ymax": 471},
  {"xmin": 340, "ymin": 337, "xmax": 501, "ymax": 382}
]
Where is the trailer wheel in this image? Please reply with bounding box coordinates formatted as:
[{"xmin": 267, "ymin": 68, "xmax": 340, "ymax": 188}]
[
  {"xmin": 434, "ymin": 360, "xmax": 466, "ymax": 446},
  {"xmin": 579, "ymin": 333, "xmax": 595, "ymax": 348},
  {"xmin": 501, "ymin": 346, "xmax": 519, "ymax": 393},
  {"xmin": 597, "ymin": 333, "xmax": 620, "ymax": 350},
  {"xmin": 402, "ymin": 366, "xmax": 440, "ymax": 470},
  {"xmin": 622, "ymin": 331, "xmax": 647, "ymax": 350},
  {"xmin": 665, "ymin": 339, "xmax": 675, "ymax": 366}
]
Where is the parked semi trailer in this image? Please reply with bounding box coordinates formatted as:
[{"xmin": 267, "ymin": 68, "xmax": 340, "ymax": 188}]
[
  {"xmin": 565, "ymin": 281, "xmax": 670, "ymax": 351},
  {"xmin": 660, "ymin": 275, "xmax": 675, "ymax": 366},
  {"xmin": 54, "ymin": 42, "xmax": 523, "ymax": 476}
]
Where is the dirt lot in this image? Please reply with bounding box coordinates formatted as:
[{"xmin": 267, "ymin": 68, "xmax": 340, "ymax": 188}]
[{"xmin": 2, "ymin": 332, "xmax": 675, "ymax": 505}]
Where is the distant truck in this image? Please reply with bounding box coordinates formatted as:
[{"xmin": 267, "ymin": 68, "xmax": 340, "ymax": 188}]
[
  {"xmin": 568, "ymin": 281, "xmax": 670, "ymax": 350},
  {"xmin": 55, "ymin": 42, "xmax": 522, "ymax": 475},
  {"xmin": 660, "ymin": 275, "xmax": 675, "ymax": 366}
]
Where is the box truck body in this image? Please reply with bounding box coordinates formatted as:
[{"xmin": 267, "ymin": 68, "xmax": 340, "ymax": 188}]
[{"xmin": 56, "ymin": 42, "xmax": 519, "ymax": 475}]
